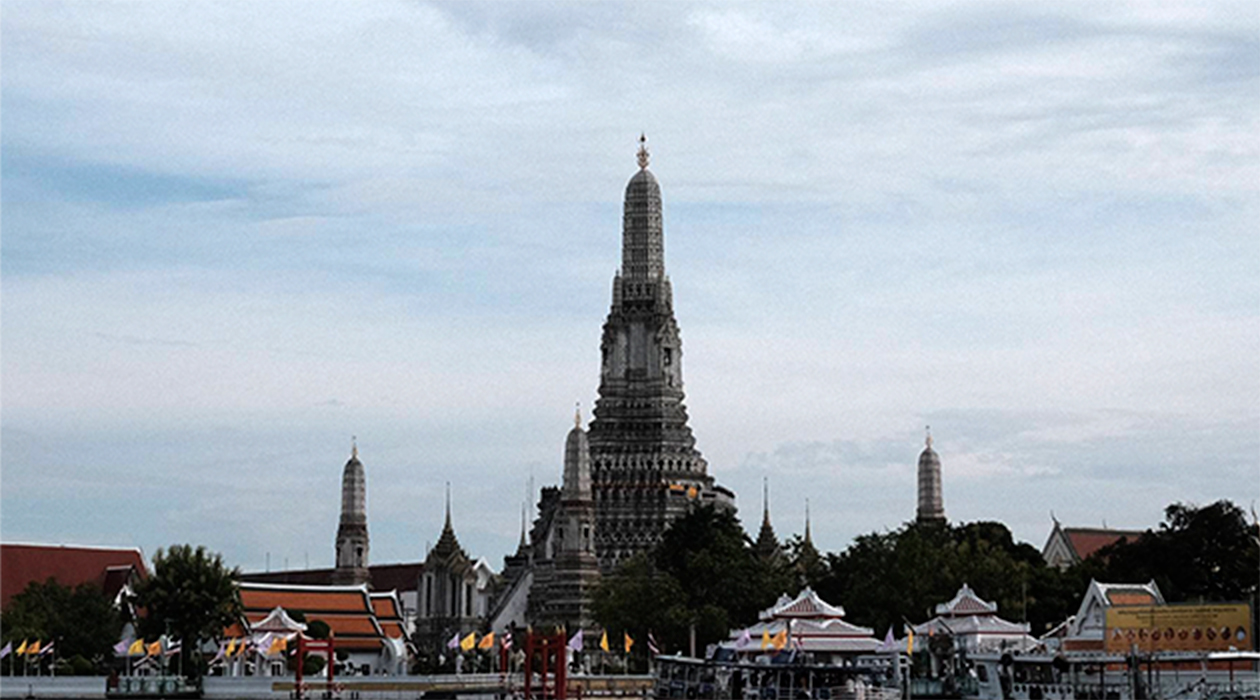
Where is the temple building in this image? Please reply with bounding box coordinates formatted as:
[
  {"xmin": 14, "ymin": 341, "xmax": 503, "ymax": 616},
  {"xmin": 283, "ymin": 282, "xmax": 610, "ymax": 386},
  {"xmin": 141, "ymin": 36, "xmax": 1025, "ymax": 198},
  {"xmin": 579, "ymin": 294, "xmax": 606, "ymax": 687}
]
[
  {"xmin": 1041, "ymin": 519, "xmax": 1144, "ymax": 570},
  {"xmin": 722, "ymin": 587, "xmax": 883, "ymax": 664},
  {"xmin": 527, "ymin": 410, "xmax": 602, "ymax": 632},
  {"xmin": 413, "ymin": 488, "xmax": 497, "ymax": 655},
  {"xmin": 587, "ymin": 136, "xmax": 735, "ymax": 571},
  {"xmin": 908, "ymin": 583, "xmax": 1036, "ymax": 654},
  {"xmin": 332, "ymin": 442, "xmax": 370, "ymax": 586},
  {"xmin": 217, "ymin": 582, "xmax": 409, "ymax": 676},
  {"xmin": 916, "ymin": 429, "xmax": 946, "ymax": 524},
  {"xmin": 240, "ymin": 445, "xmax": 497, "ymax": 657},
  {"xmin": 1057, "ymin": 579, "xmax": 1164, "ymax": 652},
  {"xmin": 489, "ymin": 413, "xmax": 602, "ymax": 637}
]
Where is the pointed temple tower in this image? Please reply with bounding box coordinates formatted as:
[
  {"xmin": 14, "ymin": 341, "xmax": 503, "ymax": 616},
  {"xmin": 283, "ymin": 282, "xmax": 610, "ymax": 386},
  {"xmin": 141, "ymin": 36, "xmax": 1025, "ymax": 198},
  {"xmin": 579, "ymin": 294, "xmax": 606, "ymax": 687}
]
[
  {"xmin": 753, "ymin": 478, "xmax": 783, "ymax": 564},
  {"xmin": 332, "ymin": 440, "xmax": 371, "ymax": 586},
  {"xmin": 916, "ymin": 427, "xmax": 946, "ymax": 524},
  {"xmin": 531, "ymin": 409, "xmax": 602, "ymax": 631},
  {"xmin": 588, "ymin": 136, "xmax": 734, "ymax": 571}
]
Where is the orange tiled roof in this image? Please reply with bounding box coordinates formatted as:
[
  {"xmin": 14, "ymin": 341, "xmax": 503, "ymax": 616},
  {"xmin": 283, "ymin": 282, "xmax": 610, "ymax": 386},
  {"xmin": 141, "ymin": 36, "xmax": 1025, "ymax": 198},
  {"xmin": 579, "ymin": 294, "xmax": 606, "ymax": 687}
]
[
  {"xmin": 380, "ymin": 621, "xmax": 406, "ymax": 639},
  {"xmin": 1106, "ymin": 591, "xmax": 1157, "ymax": 606},
  {"xmin": 240, "ymin": 586, "xmax": 371, "ymax": 614},
  {"xmin": 371, "ymin": 595, "xmax": 402, "ymax": 620}
]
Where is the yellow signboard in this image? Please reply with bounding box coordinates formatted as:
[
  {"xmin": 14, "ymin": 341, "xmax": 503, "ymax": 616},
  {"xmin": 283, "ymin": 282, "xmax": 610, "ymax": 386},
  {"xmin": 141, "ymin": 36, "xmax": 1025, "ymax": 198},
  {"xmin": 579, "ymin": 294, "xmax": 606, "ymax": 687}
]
[{"xmin": 1105, "ymin": 604, "xmax": 1251, "ymax": 653}]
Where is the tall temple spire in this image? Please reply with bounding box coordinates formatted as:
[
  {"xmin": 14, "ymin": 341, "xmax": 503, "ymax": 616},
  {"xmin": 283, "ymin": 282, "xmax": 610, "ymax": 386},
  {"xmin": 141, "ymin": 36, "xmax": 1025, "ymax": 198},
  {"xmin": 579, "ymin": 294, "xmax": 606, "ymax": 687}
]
[
  {"xmin": 754, "ymin": 477, "xmax": 782, "ymax": 563},
  {"xmin": 587, "ymin": 138, "xmax": 733, "ymax": 571},
  {"xmin": 804, "ymin": 498, "xmax": 812, "ymax": 545},
  {"xmin": 762, "ymin": 476, "xmax": 772, "ymax": 528},
  {"xmin": 916, "ymin": 426, "xmax": 946, "ymax": 524},
  {"xmin": 444, "ymin": 481, "xmax": 452, "ymax": 531},
  {"xmin": 531, "ymin": 413, "xmax": 601, "ymax": 632},
  {"xmin": 332, "ymin": 441, "xmax": 370, "ymax": 585}
]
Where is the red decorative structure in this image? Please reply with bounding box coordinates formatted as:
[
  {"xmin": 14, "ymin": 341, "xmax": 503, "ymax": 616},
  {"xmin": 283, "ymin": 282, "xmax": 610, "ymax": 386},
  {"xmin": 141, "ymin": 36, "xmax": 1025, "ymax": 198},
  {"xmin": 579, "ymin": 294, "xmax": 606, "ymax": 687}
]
[
  {"xmin": 294, "ymin": 634, "xmax": 336, "ymax": 700},
  {"xmin": 523, "ymin": 632, "xmax": 568, "ymax": 700}
]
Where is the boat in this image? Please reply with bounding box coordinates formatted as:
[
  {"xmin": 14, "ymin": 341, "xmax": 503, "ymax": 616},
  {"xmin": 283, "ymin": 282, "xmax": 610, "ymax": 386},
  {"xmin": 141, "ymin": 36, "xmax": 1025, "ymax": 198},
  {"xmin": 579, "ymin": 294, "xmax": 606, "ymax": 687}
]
[
  {"xmin": 654, "ymin": 653, "xmax": 905, "ymax": 700},
  {"xmin": 963, "ymin": 650, "xmax": 1260, "ymax": 700}
]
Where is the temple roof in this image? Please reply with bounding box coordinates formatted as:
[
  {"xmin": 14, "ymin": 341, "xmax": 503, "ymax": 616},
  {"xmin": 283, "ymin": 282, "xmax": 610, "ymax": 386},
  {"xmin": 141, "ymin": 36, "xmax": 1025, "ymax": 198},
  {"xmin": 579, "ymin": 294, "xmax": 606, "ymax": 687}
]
[
  {"xmin": 935, "ymin": 583, "xmax": 999, "ymax": 616},
  {"xmin": 760, "ymin": 587, "xmax": 847, "ymax": 621},
  {"xmin": 1, "ymin": 543, "xmax": 148, "ymax": 609},
  {"xmin": 427, "ymin": 485, "xmax": 470, "ymax": 567},
  {"xmin": 235, "ymin": 582, "xmax": 395, "ymax": 650}
]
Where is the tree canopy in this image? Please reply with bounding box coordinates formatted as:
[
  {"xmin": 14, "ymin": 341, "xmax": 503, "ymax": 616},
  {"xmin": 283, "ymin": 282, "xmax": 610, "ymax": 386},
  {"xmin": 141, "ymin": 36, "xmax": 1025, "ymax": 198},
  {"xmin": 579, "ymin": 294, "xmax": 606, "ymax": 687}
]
[
  {"xmin": 0, "ymin": 578, "xmax": 122, "ymax": 666},
  {"xmin": 130, "ymin": 544, "xmax": 242, "ymax": 678},
  {"xmin": 593, "ymin": 499, "xmax": 1256, "ymax": 653},
  {"xmin": 593, "ymin": 506, "xmax": 787, "ymax": 655},
  {"xmin": 1098, "ymin": 500, "xmax": 1259, "ymax": 603}
]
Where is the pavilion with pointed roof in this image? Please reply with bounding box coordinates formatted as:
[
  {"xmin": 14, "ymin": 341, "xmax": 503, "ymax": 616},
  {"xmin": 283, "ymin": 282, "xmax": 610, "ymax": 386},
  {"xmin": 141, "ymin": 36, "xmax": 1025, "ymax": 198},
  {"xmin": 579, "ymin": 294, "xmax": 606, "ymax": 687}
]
[
  {"xmin": 909, "ymin": 584, "xmax": 1036, "ymax": 654},
  {"xmin": 722, "ymin": 587, "xmax": 884, "ymax": 663}
]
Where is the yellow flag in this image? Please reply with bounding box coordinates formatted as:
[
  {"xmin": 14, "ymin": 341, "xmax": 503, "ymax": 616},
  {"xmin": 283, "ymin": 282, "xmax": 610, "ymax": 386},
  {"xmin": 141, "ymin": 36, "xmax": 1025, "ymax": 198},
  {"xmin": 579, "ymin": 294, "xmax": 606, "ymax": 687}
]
[
  {"xmin": 906, "ymin": 628, "xmax": 915, "ymax": 655},
  {"xmin": 624, "ymin": 632, "xmax": 634, "ymax": 654},
  {"xmin": 772, "ymin": 629, "xmax": 787, "ymax": 651},
  {"xmin": 27, "ymin": 640, "xmax": 41, "ymax": 656},
  {"xmin": 147, "ymin": 641, "xmax": 162, "ymax": 656},
  {"xmin": 128, "ymin": 638, "xmax": 145, "ymax": 656},
  {"xmin": 760, "ymin": 630, "xmax": 771, "ymax": 650},
  {"xmin": 15, "ymin": 640, "xmax": 28, "ymax": 655},
  {"xmin": 478, "ymin": 632, "xmax": 495, "ymax": 650},
  {"xmin": 599, "ymin": 630, "xmax": 610, "ymax": 652},
  {"xmin": 226, "ymin": 639, "xmax": 237, "ymax": 657},
  {"xmin": 460, "ymin": 632, "xmax": 476, "ymax": 652}
]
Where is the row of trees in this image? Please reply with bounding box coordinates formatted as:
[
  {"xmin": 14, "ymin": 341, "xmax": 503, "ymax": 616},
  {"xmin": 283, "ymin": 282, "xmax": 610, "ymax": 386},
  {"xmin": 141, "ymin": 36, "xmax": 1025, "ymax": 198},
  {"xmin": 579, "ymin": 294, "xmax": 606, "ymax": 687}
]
[
  {"xmin": 592, "ymin": 499, "xmax": 1259, "ymax": 654},
  {"xmin": 0, "ymin": 545, "xmax": 241, "ymax": 677}
]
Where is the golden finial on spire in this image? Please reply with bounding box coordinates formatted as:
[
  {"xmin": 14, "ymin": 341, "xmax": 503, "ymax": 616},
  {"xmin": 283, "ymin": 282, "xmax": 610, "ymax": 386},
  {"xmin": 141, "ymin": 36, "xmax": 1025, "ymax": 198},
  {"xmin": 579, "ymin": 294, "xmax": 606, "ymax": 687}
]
[
  {"xmin": 352, "ymin": 435, "xmax": 358, "ymax": 459},
  {"xmin": 637, "ymin": 133, "xmax": 650, "ymax": 170},
  {"xmin": 925, "ymin": 425, "xmax": 933, "ymax": 448},
  {"xmin": 574, "ymin": 402, "xmax": 582, "ymax": 428}
]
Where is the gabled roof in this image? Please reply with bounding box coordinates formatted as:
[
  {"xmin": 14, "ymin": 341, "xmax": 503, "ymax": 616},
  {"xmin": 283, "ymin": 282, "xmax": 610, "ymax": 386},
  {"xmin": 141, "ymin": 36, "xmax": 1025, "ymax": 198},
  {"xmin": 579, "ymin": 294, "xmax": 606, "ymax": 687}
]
[
  {"xmin": 759, "ymin": 587, "xmax": 846, "ymax": 621},
  {"xmin": 1, "ymin": 543, "xmax": 148, "ymax": 609},
  {"xmin": 1096, "ymin": 580, "xmax": 1163, "ymax": 606},
  {"xmin": 1063, "ymin": 528, "xmax": 1144, "ymax": 561},
  {"xmin": 935, "ymin": 583, "xmax": 998, "ymax": 617},
  {"xmin": 914, "ymin": 613, "xmax": 1030, "ymax": 637},
  {"xmin": 251, "ymin": 606, "xmax": 308, "ymax": 633}
]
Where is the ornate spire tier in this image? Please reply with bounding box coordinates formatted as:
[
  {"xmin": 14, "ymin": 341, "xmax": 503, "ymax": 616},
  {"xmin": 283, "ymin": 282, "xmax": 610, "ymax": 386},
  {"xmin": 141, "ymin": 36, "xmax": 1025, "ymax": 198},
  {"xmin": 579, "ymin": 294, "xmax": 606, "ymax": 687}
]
[
  {"xmin": 333, "ymin": 439, "xmax": 371, "ymax": 585},
  {"xmin": 588, "ymin": 136, "xmax": 734, "ymax": 571},
  {"xmin": 916, "ymin": 427, "xmax": 946, "ymax": 523}
]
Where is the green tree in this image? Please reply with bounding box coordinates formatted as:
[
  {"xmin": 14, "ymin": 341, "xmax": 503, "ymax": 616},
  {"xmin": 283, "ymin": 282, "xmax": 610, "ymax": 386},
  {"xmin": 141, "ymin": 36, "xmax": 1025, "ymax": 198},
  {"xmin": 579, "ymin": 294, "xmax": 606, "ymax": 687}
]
[
  {"xmin": 131, "ymin": 545, "xmax": 242, "ymax": 679},
  {"xmin": 1099, "ymin": 500, "xmax": 1259, "ymax": 603},
  {"xmin": 594, "ymin": 506, "xmax": 786, "ymax": 655},
  {"xmin": 0, "ymin": 578, "xmax": 122, "ymax": 668}
]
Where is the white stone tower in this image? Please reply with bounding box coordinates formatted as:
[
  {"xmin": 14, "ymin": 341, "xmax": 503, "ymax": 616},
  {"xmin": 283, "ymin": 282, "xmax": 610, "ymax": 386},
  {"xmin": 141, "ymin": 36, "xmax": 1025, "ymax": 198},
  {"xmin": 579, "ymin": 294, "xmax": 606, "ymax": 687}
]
[
  {"xmin": 532, "ymin": 408, "xmax": 602, "ymax": 631},
  {"xmin": 916, "ymin": 428, "xmax": 946, "ymax": 524},
  {"xmin": 333, "ymin": 440, "xmax": 371, "ymax": 585}
]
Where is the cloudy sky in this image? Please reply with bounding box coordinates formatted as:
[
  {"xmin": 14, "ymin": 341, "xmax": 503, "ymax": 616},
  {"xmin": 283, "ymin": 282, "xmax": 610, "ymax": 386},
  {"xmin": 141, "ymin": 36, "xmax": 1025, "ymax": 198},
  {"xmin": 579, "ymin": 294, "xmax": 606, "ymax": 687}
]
[{"xmin": 3, "ymin": 1, "xmax": 1257, "ymax": 575}]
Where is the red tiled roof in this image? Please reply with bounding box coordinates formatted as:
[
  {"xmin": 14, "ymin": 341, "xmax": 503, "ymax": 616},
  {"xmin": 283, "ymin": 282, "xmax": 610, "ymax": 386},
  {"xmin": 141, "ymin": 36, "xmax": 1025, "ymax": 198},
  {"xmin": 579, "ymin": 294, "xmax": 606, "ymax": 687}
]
[
  {"xmin": 1, "ymin": 543, "xmax": 147, "ymax": 609},
  {"xmin": 1064, "ymin": 529, "xmax": 1144, "ymax": 561}
]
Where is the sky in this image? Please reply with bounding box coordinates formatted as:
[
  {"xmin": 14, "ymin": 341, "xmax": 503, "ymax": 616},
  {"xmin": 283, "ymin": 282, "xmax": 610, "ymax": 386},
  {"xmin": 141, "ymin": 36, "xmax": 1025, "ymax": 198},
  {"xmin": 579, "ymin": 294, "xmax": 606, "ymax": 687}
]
[{"xmin": 2, "ymin": 1, "xmax": 1257, "ymax": 576}]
